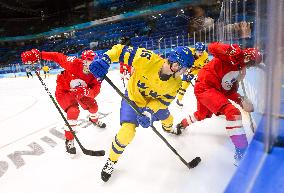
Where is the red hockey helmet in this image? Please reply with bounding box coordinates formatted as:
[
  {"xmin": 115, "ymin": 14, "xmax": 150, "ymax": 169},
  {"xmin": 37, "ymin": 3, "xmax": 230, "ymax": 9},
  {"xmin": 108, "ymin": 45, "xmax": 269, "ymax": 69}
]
[
  {"xmin": 243, "ymin": 48, "xmax": 262, "ymax": 66},
  {"xmin": 81, "ymin": 50, "xmax": 96, "ymax": 61}
]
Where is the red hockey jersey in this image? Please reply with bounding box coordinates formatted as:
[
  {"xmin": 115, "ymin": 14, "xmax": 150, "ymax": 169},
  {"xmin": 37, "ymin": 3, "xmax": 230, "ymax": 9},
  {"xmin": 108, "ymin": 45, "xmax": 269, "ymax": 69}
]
[
  {"xmin": 195, "ymin": 42, "xmax": 246, "ymax": 104},
  {"xmin": 41, "ymin": 52, "xmax": 101, "ymax": 95}
]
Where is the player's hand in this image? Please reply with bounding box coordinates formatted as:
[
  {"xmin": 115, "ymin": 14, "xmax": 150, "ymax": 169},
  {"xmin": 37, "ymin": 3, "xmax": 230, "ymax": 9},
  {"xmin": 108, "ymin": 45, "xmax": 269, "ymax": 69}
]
[
  {"xmin": 187, "ymin": 74, "xmax": 195, "ymax": 82},
  {"xmin": 241, "ymin": 97, "xmax": 254, "ymax": 112},
  {"xmin": 120, "ymin": 63, "xmax": 132, "ymax": 80},
  {"xmin": 21, "ymin": 49, "xmax": 41, "ymax": 64},
  {"xmin": 137, "ymin": 108, "xmax": 154, "ymax": 128},
  {"xmin": 227, "ymin": 44, "xmax": 244, "ymax": 66},
  {"xmin": 89, "ymin": 58, "xmax": 110, "ymax": 80}
]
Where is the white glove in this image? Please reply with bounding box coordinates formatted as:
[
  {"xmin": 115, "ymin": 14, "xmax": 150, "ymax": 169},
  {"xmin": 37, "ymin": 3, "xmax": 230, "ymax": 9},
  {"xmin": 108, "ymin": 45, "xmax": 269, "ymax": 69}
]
[{"xmin": 241, "ymin": 98, "xmax": 254, "ymax": 112}]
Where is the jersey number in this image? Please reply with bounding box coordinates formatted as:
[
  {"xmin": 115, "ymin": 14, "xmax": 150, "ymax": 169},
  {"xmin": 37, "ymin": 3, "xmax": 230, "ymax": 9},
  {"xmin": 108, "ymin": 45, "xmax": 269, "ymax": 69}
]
[{"xmin": 140, "ymin": 50, "xmax": 152, "ymax": 60}]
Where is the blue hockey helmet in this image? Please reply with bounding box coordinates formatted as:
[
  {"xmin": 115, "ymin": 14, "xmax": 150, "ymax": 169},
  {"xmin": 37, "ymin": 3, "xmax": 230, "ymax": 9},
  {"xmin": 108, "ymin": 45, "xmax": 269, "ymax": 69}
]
[
  {"xmin": 167, "ymin": 46, "xmax": 194, "ymax": 68},
  {"xmin": 194, "ymin": 42, "xmax": 206, "ymax": 52}
]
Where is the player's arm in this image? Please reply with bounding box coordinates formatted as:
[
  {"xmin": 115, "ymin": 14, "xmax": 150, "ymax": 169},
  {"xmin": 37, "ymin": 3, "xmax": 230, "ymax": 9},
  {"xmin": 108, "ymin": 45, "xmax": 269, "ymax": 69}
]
[
  {"xmin": 227, "ymin": 82, "xmax": 254, "ymax": 112},
  {"xmin": 103, "ymin": 44, "xmax": 125, "ymax": 63},
  {"xmin": 227, "ymin": 92, "xmax": 243, "ymax": 106},
  {"xmin": 227, "ymin": 91, "xmax": 254, "ymax": 112},
  {"xmin": 208, "ymin": 42, "xmax": 244, "ymax": 65},
  {"xmin": 208, "ymin": 42, "xmax": 229, "ymax": 56},
  {"xmin": 89, "ymin": 44, "xmax": 131, "ymax": 79},
  {"xmin": 20, "ymin": 48, "xmax": 74, "ymax": 69},
  {"xmin": 106, "ymin": 45, "xmax": 154, "ymax": 71},
  {"xmin": 41, "ymin": 51, "xmax": 73, "ymax": 70},
  {"xmin": 87, "ymin": 80, "xmax": 102, "ymax": 98},
  {"xmin": 89, "ymin": 44, "xmax": 150, "ymax": 79},
  {"xmin": 226, "ymin": 82, "xmax": 243, "ymax": 106},
  {"xmin": 208, "ymin": 42, "xmax": 232, "ymax": 62}
]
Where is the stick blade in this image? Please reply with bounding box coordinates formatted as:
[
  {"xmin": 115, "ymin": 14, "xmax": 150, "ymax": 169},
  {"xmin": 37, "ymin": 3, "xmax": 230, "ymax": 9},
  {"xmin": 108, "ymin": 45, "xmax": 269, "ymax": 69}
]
[
  {"xmin": 188, "ymin": 157, "xmax": 201, "ymax": 168},
  {"xmin": 83, "ymin": 149, "xmax": 105, "ymax": 156}
]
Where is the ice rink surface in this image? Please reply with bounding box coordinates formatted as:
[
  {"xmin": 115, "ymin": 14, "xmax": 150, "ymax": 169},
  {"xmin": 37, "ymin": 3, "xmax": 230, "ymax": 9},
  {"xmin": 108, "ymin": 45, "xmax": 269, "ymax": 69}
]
[{"xmin": 0, "ymin": 70, "xmax": 254, "ymax": 193}]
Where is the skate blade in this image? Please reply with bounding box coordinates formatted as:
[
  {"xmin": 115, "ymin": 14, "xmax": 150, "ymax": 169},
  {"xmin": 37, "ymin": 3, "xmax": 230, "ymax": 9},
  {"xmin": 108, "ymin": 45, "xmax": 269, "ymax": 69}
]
[{"xmin": 66, "ymin": 152, "xmax": 78, "ymax": 159}]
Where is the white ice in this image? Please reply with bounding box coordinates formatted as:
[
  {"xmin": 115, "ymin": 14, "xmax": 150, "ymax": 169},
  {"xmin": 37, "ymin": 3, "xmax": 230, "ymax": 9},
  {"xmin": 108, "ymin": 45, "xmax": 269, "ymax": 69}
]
[{"xmin": 0, "ymin": 70, "xmax": 254, "ymax": 193}]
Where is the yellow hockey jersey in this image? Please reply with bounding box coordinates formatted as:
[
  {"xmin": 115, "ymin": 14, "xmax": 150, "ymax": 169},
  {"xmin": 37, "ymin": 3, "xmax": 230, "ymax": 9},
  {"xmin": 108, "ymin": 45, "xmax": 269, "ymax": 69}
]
[
  {"xmin": 104, "ymin": 44, "xmax": 181, "ymax": 112},
  {"xmin": 42, "ymin": 65, "xmax": 49, "ymax": 72},
  {"xmin": 187, "ymin": 47, "xmax": 209, "ymax": 75}
]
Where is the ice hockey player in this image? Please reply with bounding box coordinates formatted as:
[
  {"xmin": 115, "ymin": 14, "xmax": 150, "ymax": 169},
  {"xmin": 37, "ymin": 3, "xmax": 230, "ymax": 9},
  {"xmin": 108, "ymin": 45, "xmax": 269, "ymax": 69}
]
[
  {"xmin": 176, "ymin": 42, "xmax": 209, "ymax": 107},
  {"xmin": 175, "ymin": 42, "xmax": 262, "ymax": 166},
  {"xmin": 21, "ymin": 49, "xmax": 106, "ymax": 156},
  {"xmin": 42, "ymin": 64, "xmax": 50, "ymax": 79},
  {"xmin": 25, "ymin": 66, "xmax": 33, "ymax": 78},
  {"xmin": 87, "ymin": 44, "xmax": 194, "ymax": 182}
]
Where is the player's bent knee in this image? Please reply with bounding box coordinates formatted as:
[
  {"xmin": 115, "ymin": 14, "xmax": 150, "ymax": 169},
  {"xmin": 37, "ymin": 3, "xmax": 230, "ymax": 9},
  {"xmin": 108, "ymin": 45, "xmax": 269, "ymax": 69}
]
[
  {"xmin": 66, "ymin": 105, "xmax": 80, "ymax": 120},
  {"xmin": 116, "ymin": 122, "xmax": 136, "ymax": 145},
  {"xmin": 221, "ymin": 104, "xmax": 241, "ymax": 121},
  {"xmin": 88, "ymin": 102, "xmax": 98, "ymax": 114}
]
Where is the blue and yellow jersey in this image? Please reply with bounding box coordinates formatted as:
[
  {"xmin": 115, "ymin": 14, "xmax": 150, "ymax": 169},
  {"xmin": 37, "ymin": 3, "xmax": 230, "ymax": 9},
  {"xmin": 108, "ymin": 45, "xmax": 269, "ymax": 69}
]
[
  {"xmin": 187, "ymin": 47, "xmax": 209, "ymax": 75},
  {"xmin": 103, "ymin": 44, "xmax": 181, "ymax": 112}
]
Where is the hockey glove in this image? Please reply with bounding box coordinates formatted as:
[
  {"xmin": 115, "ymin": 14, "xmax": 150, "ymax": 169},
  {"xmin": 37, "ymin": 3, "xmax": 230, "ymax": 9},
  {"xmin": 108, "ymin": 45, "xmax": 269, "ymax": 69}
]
[
  {"xmin": 120, "ymin": 63, "xmax": 132, "ymax": 81},
  {"xmin": 21, "ymin": 49, "xmax": 41, "ymax": 64},
  {"xmin": 120, "ymin": 63, "xmax": 132, "ymax": 75},
  {"xmin": 89, "ymin": 58, "xmax": 110, "ymax": 80},
  {"xmin": 184, "ymin": 73, "xmax": 195, "ymax": 82},
  {"xmin": 137, "ymin": 108, "xmax": 154, "ymax": 128},
  {"xmin": 241, "ymin": 97, "xmax": 254, "ymax": 112}
]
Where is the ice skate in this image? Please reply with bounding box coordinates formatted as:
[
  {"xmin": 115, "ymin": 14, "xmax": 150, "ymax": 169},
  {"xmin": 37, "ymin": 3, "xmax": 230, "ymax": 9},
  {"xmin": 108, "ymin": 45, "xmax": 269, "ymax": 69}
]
[
  {"xmin": 163, "ymin": 125, "xmax": 182, "ymax": 135},
  {"xmin": 65, "ymin": 139, "xmax": 76, "ymax": 157},
  {"xmin": 89, "ymin": 117, "xmax": 106, "ymax": 128},
  {"xmin": 233, "ymin": 147, "xmax": 246, "ymax": 167},
  {"xmin": 101, "ymin": 158, "xmax": 117, "ymax": 182}
]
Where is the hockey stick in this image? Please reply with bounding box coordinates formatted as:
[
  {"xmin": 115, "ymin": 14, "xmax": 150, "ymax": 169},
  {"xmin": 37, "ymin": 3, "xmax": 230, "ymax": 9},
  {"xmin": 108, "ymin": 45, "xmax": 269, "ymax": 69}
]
[
  {"xmin": 35, "ymin": 71, "xmax": 105, "ymax": 156},
  {"xmin": 104, "ymin": 76, "xmax": 201, "ymax": 169},
  {"xmin": 240, "ymin": 79, "xmax": 255, "ymax": 133},
  {"xmin": 188, "ymin": 78, "xmax": 195, "ymax": 87}
]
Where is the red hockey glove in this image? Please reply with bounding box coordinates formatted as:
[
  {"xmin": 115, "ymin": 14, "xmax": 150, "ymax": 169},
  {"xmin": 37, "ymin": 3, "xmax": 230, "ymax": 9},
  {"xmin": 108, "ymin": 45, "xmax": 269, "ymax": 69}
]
[
  {"xmin": 120, "ymin": 63, "xmax": 132, "ymax": 82},
  {"xmin": 120, "ymin": 63, "xmax": 132, "ymax": 74},
  {"xmin": 21, "ymin": 49, "xmax": 41, "ymax": 64},
  {"xmin": 226, "ymin": 44, "xmax": 244, "ymax": 66}
]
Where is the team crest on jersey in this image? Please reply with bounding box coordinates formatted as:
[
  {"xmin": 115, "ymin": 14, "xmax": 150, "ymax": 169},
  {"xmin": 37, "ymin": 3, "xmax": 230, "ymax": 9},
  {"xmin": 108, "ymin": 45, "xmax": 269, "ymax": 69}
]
[
  {"xmin": 221, "ymin": 71, "xmax": 240, "ymax": 90},
  {"xmin": 70, "ymin": 79, "xmax": 87, "ymax": 88}
]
